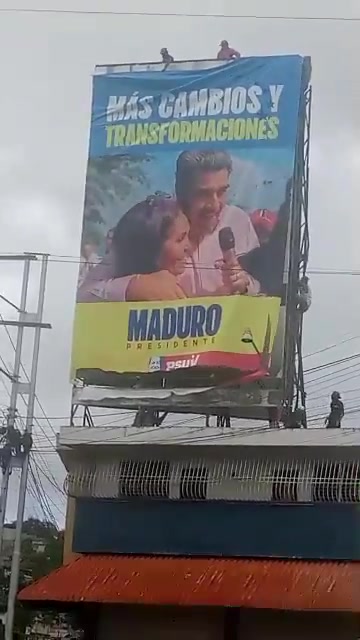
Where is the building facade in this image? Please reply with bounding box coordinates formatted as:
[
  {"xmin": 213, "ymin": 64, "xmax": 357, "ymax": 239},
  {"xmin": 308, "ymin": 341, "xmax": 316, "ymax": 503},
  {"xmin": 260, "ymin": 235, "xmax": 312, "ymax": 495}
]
[{"xmin": 19, "ymin": 424, "xmax": 360, "ymax": 639}]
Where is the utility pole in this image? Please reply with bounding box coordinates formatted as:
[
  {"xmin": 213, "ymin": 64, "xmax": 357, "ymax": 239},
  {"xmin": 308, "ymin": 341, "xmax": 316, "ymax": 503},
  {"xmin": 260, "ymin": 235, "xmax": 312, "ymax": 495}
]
[
  {"xmin": 0, "ymin": 254, "xmax": 51, "ymax": 640},
  {"xmin": 0, "ymin": 256, "xmax": 31, "ymax": 555}
]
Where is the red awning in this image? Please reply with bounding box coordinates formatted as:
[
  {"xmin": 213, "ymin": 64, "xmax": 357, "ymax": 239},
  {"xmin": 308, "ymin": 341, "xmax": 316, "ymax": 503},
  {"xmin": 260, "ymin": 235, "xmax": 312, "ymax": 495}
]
[{"xmin": 18, "ymin": 555, "xmax": 360, "ymax": 611}]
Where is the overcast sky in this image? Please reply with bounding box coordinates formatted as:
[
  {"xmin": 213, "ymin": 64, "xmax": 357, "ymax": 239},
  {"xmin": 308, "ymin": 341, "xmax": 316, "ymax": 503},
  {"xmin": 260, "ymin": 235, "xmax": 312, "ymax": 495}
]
[{"xmin": 0, "ymin": 0, "xmax": 359, "ymax": 523}]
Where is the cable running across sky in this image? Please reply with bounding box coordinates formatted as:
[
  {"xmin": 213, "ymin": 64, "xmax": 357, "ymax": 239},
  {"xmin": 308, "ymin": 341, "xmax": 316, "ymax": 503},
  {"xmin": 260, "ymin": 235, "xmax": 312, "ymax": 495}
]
[{"xmin": 0, "ymin": 8, "xmax": 359, "ymax": 21}]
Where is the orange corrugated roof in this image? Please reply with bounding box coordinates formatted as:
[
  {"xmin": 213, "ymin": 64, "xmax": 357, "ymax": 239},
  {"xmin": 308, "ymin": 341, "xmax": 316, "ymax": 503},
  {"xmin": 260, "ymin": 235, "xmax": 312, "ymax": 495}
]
[{"xmin": 18, "ymin": 555, "xmax": 360, "ymax": 611}]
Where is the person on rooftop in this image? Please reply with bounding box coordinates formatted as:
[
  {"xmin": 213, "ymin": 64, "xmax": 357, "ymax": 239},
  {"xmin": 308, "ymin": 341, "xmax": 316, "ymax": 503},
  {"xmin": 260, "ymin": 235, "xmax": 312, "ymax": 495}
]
[
  {"xmin": 217, "ymin": 40, "xmax": 241, "ymax": 61},
  {"xmin": 325, "ymin": 391, "xmax": 344, "ymax": 428}
]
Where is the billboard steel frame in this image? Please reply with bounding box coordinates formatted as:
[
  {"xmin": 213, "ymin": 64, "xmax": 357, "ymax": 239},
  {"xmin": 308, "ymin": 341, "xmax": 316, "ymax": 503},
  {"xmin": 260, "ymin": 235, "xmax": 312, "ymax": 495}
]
[
  {"xmin": 70, "ymin": 59, "xmax": 312, "ymax": 429},
  {"xmin": 282, "ymin": 84, "xmax": 312, "ymax": 427}
]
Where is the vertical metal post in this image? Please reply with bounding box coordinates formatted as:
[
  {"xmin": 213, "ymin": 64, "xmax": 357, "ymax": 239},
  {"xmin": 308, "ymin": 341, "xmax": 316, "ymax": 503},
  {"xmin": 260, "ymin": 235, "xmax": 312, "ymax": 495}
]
[
  {"xmin": 0, "ymin": 257, "xmax": 31, "ymax": 553},
  {"xmin": 5, "ymin": 255, "xmax": 48, "ymax": 640},
  {"xmin": 0, "ymin": 469, "xmax": 10, "ymax": 557},
  {"xmin": 283, "ymin": 78, "xmax": 312, "ymax": 424}
]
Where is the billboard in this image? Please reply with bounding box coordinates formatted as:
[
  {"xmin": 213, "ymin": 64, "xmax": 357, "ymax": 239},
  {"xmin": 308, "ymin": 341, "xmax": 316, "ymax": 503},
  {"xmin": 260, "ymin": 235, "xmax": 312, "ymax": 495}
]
[{"xmin": 72, "ymin": 56, "xmax": 311, "ymax": 390}]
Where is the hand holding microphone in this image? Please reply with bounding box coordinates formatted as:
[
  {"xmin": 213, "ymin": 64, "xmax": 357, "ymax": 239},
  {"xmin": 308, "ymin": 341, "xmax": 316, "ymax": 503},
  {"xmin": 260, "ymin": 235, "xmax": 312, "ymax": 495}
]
[{"xmin": 218, "ymin": 227, "xmax": 250, "ymax": 294}]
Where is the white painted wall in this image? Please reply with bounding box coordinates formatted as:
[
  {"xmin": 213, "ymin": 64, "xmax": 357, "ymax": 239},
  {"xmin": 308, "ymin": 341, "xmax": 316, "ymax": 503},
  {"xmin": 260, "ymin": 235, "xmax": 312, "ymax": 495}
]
[{"xmin": 69, "ymin": 452, "xmax": 360, "ymax": 503}]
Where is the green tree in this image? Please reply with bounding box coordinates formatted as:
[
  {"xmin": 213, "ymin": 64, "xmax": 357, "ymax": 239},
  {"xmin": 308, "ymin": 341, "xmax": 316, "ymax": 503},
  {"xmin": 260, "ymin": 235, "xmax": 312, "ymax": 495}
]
[
  {"xmin": 82, "ymin": 153, "xmax": 152, "ymax": 251},
  {"xmin": 0, "ymin": 519, "xmax": 66, "ymax": 637}
]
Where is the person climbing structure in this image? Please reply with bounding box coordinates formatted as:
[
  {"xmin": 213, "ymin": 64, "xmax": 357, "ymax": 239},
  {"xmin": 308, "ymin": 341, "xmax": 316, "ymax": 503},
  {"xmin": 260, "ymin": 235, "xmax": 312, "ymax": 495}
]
[
  {"xmin": 297, "ymin": 275, "xmax": 312, "ymax": 313},
  {"xmin": 0, "ymin": 442, "xmax": 12, "ymax": 475},
  {"xmin": 217, "ymin": 40, "xmax": 241, "ymax": 60},
  {"xmin": 7, "ymin": 425, "xmax": 21, "ymax": 456},
  {"xmin": 160, "ymin": 47, "xmax": 174, "ymax": 70},
  {"xmin": 21, "ymin": 431, "xmax": 33, "ymax": 454}
]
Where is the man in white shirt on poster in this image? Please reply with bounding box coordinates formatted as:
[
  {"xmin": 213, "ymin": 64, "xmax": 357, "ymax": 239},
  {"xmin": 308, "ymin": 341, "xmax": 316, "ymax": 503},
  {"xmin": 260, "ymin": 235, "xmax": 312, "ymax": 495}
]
[{"xmin": 78, "ymin": 149, "xmax": 260, "ymax": 302}]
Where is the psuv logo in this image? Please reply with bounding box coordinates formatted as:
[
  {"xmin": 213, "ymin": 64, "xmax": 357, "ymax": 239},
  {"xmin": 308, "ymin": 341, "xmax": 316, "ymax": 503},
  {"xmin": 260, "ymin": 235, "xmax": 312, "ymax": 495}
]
[
  {"xmin": 148, "ymin": 354, "xmax": 201, "ymax": 372},
  {"xmin": 165, "ymin": 354, "xmax": 200, "ymax": 371},
  {"xmin": 127, "ymin": 303, "xmax": 222, "ymax": 342}
]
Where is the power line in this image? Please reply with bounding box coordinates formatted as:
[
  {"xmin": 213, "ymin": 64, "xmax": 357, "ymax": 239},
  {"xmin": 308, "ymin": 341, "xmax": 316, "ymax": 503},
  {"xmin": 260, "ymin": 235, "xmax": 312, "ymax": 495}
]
[
  {"xmin": 29, "ymin": 461, "xmax": 58, "ymax": 525},
  {"xmin": 31, "ymin": 458, "xmax": 64, "ymax": 520},
  {"xmin": 309, "ymin": 269, "xmax": 360, "ymax": 276},
  {"xmin": 28, "ymin": 475, "xmax": 43, "ymax": 521},
  {"xmin": 0, "ymin": 377, "xmax": 62, "ymax": 479},
  {"xmin": 0, "ymin": 8, "xmax": 358, "ymax": 21},
  {"xmin": 2, "ymin": 253, "xmax": 360, "ymax": 278},
  {"xmin": 9, "ymin": 410, "xmax": 134, "ymax": 422},
  {"xmin": 43, "ymin": 406, "xmax": 334, "ymax": 450},
  {"xmin": 39, "ymin": 258, "xmax": 360, "ymax": 276},
  {"xmin": 306, "ymin": 362, "xmax": 360, "ymax": 387},
  {"xmin": 303, "ymin": 335, "xmax": 360, "ymax": 360},
  {"xmin": 33, "ymin": 460, "xmax": 65, "ymax": 501},
  {"xmin": 0, "ymin": 314, "xmax": 57, "ymax": 438},
  {"xmin": 1, "ymin": 252, "xmax": 360, "ymax": 275},
  {"xmin": 309, "ymin": 385, "xmax": 360, "ymax": 404},
  {"xmin": 304, "ymin": 353, "xmax": 360, "ymax": 375},
  {"xmin": 0, "ymin": 314, "xmax": 65, "ymax": 502},
  {"xmin": 307, "ymin": 365, "xmax": 360, "ymax": 397},
  {"xmin": 28, "ymin": 401, "xmax": 354, "ymax": 451}
]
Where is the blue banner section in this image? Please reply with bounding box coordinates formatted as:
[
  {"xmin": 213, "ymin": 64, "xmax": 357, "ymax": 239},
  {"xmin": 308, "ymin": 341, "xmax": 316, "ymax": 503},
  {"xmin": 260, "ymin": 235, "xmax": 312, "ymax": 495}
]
[
  {"xmin": 89, "ymin": 55, "xmax": 308, "ymax": 156},
  {"xmin": 74, "ymin": 500, "xmax": 360, "ymax": 561}
]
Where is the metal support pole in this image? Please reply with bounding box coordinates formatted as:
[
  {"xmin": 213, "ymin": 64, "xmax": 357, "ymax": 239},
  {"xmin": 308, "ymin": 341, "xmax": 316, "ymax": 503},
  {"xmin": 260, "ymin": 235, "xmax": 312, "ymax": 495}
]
[
  {"xmin": 5, "ymin": 255, "xmax": 48, "ymax": 640},
  {"xmin": 0, "ymin": 469, "xmax": 10, "ymax": 556},
  {"xmin": 0, "ymin": 257, "xmax": 31, "ymax": 554}
]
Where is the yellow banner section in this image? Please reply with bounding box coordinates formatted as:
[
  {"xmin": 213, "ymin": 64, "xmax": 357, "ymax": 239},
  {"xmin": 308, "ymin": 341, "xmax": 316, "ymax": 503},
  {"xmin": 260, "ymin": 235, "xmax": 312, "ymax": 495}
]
[{"xmin": 71, "ymin": 296, "xmax": 281, "ymax": 375}]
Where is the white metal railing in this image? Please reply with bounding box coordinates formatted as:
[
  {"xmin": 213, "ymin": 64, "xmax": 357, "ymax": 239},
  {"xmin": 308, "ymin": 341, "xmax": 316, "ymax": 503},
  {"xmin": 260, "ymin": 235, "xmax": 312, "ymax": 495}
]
[{"xmin": 65, "ymin": 457, "xmax": 360, "ymax": 503}]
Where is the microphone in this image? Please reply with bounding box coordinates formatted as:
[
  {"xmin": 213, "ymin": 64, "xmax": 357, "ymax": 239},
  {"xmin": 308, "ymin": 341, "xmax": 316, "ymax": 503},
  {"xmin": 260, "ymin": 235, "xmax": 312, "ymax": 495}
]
[
  {"xmin": 219, "ymin": 226, "xmax": 249, "ymax": 295},
  {"xmin": 218, "ymin": 226, "xmax": 237, "ymax": 269}
]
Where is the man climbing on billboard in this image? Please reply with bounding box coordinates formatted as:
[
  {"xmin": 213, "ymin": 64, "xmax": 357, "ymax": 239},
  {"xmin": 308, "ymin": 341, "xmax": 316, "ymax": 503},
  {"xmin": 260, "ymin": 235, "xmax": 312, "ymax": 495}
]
[
  {"xmin": 160, "ymin": 47, "xmax": 174, "ymax": 70},
  {"xmin": 217, "ymin": 40, "xmax": 241, "ymax": 60}
]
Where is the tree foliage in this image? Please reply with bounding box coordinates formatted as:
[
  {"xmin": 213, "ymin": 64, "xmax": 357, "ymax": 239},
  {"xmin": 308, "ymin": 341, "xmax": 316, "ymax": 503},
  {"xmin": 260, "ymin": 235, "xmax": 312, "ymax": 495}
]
[{"xmin": 0, "ymin": 518, "xmax": 65, "ymax": 637}]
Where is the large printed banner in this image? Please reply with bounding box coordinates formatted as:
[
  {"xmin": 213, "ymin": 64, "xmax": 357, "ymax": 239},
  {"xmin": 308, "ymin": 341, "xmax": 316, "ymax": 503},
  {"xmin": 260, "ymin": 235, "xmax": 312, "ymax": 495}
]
[{"xmin": 72, "ymin": 56, "xmax": 309, "ymax": 379}]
